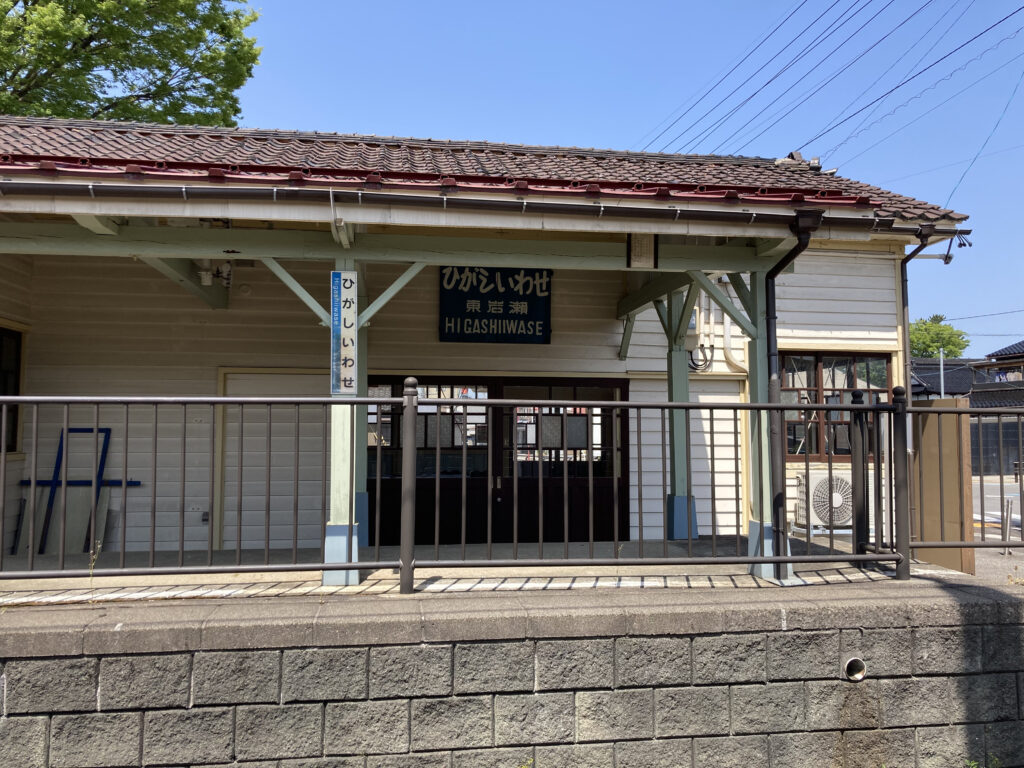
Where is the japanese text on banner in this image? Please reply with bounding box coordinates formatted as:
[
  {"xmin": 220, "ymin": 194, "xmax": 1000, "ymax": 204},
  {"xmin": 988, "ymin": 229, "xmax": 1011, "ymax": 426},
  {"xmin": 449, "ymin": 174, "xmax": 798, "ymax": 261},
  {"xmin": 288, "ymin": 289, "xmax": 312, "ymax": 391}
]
[{"xmin": 331, "ymin": 271, "xmax": 358, "ymax": 395}]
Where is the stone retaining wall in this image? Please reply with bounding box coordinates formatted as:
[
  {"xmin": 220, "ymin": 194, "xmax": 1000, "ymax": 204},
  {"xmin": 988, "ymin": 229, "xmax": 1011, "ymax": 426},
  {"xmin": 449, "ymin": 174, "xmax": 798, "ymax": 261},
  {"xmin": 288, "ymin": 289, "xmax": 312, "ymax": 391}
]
[{"xmin": 1, "ymin": 585, "xmax": 1023, "ymax": 767}]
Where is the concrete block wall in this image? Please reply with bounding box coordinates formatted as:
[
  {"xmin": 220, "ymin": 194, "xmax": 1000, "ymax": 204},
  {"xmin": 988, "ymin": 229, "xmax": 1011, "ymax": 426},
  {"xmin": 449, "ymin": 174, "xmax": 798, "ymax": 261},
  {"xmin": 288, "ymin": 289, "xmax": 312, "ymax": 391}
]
[
  {"xmin": 1, "ymin": 621, "xmax": 1023, "ymax": 767},
  {"xmin": 2, "ymin": 582, "xmax": 1024, "ymax": 768}
]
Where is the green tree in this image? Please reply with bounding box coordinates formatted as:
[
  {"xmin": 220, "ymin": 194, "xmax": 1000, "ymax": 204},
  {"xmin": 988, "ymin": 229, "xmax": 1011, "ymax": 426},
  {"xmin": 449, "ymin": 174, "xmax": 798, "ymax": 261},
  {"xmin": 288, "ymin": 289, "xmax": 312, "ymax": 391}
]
[
  {"xmin": 909, "ymin": 314, "xmax": 970, "ymax": 358},
  {"xmin": 0, "ymin": 0, "xmax": 260, "ymax": 126}
]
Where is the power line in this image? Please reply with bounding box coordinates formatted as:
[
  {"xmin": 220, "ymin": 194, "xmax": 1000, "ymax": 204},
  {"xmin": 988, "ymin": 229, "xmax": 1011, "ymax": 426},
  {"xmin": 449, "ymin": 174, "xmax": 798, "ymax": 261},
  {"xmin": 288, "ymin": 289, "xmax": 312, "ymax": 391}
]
[
  {"xmin": 944, "ymin": 62, "xmax": 1024, "ymax": 207},
  {"xmin": 822, "ymin": 0, "xmax": 974, "ymax": 156},
  {"xmin": 796, "ymin": 5, "xmax": 1024, "ymax": 150},
  {"xmin": 656, "ymin": 0, "xmax": 845, "ymax": 153},
  {"xmin": 880, "ymin": 141, "xmax": 1024, "ymax": 183},
  {"xmin": 682, "ymin": 0, "xmax": 876, "ymax": 154},
  {"xmin": 635, "ymin": 0, "xmax": 807, "ymax": 152},
  {"xmin": 725, "ymin": 0, "xmax": 931, "ymax": 155},
  {"xmin": 822, "ymin": 22, "xmax": 1024, "ymax": 160},
  {"xmin": 947, "ymin": 308, "xmax": 1024, "ymax": 321},
  {"xmin": 835, "ymin": 50, "xmax": 1024, "ymax": 169}
]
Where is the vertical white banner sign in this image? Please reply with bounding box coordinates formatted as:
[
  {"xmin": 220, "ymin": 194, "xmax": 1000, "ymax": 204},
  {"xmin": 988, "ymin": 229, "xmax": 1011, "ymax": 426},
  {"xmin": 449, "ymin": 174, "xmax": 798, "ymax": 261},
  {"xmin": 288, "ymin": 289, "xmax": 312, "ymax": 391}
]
[{"xmin": 331, "ymin": 270, "xmax": 358, "ymax": 395}]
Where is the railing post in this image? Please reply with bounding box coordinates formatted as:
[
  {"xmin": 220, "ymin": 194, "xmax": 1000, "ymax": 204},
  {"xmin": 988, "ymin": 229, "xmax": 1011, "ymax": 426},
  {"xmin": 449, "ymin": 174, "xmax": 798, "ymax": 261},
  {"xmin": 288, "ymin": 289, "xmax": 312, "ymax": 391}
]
[
  {"xmin": 892, "ymin": 386, "xmax": 911, "ymax": 580},
  {"xmin": 399, "ymin": 377, "xmax": 419, "ymax": 594},
  {"xmin": 850, "ymin": 390, "xmax": 868, "ymax": 554}
]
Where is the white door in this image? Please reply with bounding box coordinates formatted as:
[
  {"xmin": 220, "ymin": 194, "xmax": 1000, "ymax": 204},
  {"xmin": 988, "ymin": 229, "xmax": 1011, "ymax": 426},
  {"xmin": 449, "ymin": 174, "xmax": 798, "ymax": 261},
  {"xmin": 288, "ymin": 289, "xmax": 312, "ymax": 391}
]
[{"xmin": 220, "ymin": 372, "xmax": 330, "ymax": 555}]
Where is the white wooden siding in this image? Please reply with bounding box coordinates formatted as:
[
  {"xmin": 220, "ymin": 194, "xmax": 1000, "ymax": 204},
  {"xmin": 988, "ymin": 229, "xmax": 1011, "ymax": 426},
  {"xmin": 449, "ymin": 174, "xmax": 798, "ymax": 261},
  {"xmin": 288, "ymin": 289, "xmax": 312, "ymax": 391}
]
[
  {"xmin": 368, "ymin": 265, "xmax": 630, "ymax": 374},
  {"xmin": 4, "ymin": 248, "xmax": 902, "ymax": 552},
  {"xmin": 221, "ymin": 373, "xmax": 330, "ymax": 553},
  {"xmin": 775, "ymin": 251, "xmax": 900, "ymax": 348},
  {"xmin": 628, "ymin": 378, "xmax": 745, "ymax": 540},
  {"xmin": 0, "ymin": 254, "xmax": 32, "ymax": 326}
]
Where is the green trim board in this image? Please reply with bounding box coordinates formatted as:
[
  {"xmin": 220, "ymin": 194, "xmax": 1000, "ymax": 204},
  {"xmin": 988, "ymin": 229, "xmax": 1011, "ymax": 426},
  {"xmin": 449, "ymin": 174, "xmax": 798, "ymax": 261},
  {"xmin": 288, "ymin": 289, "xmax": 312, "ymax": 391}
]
[
  {"xmin": 688, "ymin": 270, "xmax": 756, "ymax": 338},
  {"xmin": 0, "ymin": 224, "xmax": 772, "ymax": 271},
  {"xmin": 616, "ymin": 272, "xmax": 693, "ymax": 319}
]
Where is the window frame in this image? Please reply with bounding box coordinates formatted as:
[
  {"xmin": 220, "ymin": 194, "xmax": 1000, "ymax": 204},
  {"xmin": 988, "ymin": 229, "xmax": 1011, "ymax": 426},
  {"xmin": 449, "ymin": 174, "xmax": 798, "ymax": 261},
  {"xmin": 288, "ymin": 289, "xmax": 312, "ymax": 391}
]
[{"xmin": 781, "ymin": 351, "xmax": 893, "ymax": 463}]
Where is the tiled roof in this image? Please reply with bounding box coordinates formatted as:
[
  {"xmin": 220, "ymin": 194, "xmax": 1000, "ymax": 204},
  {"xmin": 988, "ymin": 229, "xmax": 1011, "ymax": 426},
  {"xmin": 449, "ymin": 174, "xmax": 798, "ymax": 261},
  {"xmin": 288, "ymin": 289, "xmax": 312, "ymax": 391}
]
[
  {"xmin": 910, "ymin": 358, "xmax": 982, "ymax": 396},
  {"xmin": 969, "ymin": 388, "xmax": 1024, "ymax": 409},
  {"xmin": 987, "ymin": 340, "xmax": 1024, "ymax": 359},
  {"xmin": 0, "ymin": 115, "xmax": 967, "ymax": 222}
]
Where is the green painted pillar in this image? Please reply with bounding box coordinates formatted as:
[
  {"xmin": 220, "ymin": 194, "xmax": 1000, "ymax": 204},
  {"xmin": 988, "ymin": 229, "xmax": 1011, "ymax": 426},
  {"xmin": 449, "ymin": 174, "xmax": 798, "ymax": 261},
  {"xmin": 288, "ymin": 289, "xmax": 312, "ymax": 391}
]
[
  {"xmin": 325, "ymin": 255, "xmax": 367, "ymax": 585},
  {"xmin": 746, "ymin": 269, "xmax": 788, "ymax": 578},
  {"xmin": 665, "ymin": 290, "xmax": 697, "ymax": 540}
]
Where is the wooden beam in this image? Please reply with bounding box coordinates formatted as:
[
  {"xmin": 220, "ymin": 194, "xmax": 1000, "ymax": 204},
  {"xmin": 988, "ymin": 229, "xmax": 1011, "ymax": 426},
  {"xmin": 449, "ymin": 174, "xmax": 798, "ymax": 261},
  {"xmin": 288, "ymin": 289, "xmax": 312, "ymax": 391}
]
[
  {"xmin": 0, "ymin": 223, "xmax": 346, "ymax": 261},
  {"xmin": 653, "ymin": 299, "xmax": 671, "ymax": 337},
  {"xmin": 616, "ymin": 272, "xmax": 693, "ymax": 319},
  {"xmin": 0, "ymin": 192, "xmax": 808, "ymax": 239},
  {"xmin": 618, "ymin": 316, "xmax": 635, "ymax": 361},
  {"xmin": 727, "ymin": 272, "xmax": 753, "ymax": 318},
  {"xmin": 330, "ymin": 218, "xmax": 353, "ymax": 248},
  {"xmin": 675, "ymin": 285, "xmax": 701, "ymax": 347},
  {"xmin": 71, "ymin": 214, "xmax": 119, "ymax": 236},
  {"xmin": 688, "ymin": 270, "xmax": 756, "ymax": 338},
  {"xmin": 0, "ymin": 224, "xmax": 769, "ymax": 272},
  {"xmin": 138, "ymin": 257, "xmax": 228, "ymax": 309},
  {"xmin": 756, "ymin": 237, "xmax": 797, "ymax": 259},
  {"xmin": 263, "ymin": 257, "xmax": 331, "ymax": 325},
  {"xmin": 357, "ymin": 262, "xmax": 426, "ymax": 328}
]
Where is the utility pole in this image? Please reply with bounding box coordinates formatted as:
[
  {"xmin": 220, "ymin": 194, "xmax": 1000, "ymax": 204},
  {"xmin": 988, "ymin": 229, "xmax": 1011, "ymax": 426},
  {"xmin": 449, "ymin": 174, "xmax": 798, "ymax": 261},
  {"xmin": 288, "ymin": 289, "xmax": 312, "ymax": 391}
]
[{"xmin": 939, "ymin": 347, "xmax": 945, "ymax": 398}]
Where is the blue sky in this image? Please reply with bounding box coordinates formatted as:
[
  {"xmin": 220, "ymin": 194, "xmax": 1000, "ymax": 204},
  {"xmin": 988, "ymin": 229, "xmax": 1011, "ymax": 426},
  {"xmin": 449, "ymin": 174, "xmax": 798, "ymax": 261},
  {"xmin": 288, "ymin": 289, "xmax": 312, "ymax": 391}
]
[{"xmin": 237, "ymin": 0, "xmax": 1024, "ymax": 357}]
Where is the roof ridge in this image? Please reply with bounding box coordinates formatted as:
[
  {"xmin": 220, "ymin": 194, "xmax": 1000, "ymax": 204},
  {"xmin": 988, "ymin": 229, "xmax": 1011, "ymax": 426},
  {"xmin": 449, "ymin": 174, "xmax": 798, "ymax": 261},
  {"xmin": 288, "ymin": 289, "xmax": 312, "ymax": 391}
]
[
  {"xmin": 0, "ymin": 114, "xmax": 781, "ymax": 166},
  {"xmin": 0, "ymin": 114, "xmax": 970, "ymax": 222}
]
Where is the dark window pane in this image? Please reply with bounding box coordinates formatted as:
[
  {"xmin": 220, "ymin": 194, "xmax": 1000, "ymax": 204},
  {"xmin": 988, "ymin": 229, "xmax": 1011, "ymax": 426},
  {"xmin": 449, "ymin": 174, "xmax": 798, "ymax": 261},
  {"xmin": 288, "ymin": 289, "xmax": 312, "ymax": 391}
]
[{"xmin": 0, "ymin": 328, "xmax": 21, "ymax": 452}]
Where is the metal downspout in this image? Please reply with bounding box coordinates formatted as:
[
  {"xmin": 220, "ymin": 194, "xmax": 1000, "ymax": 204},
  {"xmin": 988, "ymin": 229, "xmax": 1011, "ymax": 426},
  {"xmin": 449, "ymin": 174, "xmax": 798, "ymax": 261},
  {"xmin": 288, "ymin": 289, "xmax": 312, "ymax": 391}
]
[
  {"xmin": 766, "ymin": 209, "xmax": 824, "ymax": 580},
  {"xmin": 900, "ymin": 225, "xmax": 935, "ymax": 399}
]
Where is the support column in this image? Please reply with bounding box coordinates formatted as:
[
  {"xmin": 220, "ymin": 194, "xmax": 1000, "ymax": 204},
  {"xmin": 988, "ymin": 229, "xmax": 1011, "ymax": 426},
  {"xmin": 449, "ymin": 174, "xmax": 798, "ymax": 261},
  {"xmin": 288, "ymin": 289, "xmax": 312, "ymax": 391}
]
[
  {"xmin": 746, "ymin": 270, "xmax": 791, "ymax": 579},
  {"xmin": 666, "ymin": 343, "xmax": 696, "ymax": 539},
  {"xmin": 325, "ymin": 255, "xmax": 365, "ymax": 585},
  {"xmin": 664, "ymin": 290, "xmax": 698, "ymax": 540}
]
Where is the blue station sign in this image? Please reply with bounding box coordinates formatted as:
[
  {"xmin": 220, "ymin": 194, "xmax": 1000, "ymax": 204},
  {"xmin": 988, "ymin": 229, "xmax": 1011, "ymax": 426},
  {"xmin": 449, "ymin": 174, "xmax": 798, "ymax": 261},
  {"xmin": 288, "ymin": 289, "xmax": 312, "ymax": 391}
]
[
  {"xmin": 439, "ymin": 266, "xmax": 552, "ymax": 344},
  {"xmin": 330, "ymin": 270, "xmax": 358, "ymax": 395}
]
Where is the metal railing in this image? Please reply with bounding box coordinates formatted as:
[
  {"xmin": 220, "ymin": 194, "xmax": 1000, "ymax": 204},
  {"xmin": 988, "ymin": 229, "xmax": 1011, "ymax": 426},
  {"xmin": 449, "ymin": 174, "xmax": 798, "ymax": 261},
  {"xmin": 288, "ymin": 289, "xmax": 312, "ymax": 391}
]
[
  {"xmin": 3, "ymin": 380, "xmax": 1020, "ymax": 590},
  {"xmin": 0, "ymin": 394, "xmax": 402, "ymax": 579}
]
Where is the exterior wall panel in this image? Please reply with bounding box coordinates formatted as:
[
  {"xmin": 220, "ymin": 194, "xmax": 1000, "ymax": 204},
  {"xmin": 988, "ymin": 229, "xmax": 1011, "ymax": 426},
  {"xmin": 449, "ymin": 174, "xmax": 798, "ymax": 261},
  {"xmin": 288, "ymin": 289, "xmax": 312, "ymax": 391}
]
[
  {"xmin": 0, "ymin": 253, "xmax": 32, "ymax": 326},
  {"xmin": 5, "ymin": 247, "xmax": 901, "ymax": 552}
]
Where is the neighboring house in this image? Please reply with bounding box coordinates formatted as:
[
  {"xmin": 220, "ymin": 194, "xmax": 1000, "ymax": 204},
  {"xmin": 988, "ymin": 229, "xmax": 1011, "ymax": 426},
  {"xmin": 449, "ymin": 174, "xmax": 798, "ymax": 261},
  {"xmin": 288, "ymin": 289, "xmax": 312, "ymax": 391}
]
[
  {"xmin": 0, "ymin": 115, "xmax": 970, "ymax": 570},
  {"xmin": 911, "ymin": 350, "xmax": 1024, "ymax": 477},
  {"xmin": 910, "ymin": 357, "xmax": 985, "ymax": 400},
  {"xmin": 972, "ymin": 341, "xmax": 1024, "ymax": 408},
  {"xmin": 911, "ymin": 348, "xmax": 1024, "ymax": 408}
]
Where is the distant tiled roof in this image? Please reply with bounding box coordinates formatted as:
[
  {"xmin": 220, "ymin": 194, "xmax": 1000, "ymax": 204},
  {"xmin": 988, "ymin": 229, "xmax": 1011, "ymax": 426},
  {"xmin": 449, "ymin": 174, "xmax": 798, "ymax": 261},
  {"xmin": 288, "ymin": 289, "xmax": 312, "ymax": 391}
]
[
  {"xmin": 910, "ymin": 358, "xmax": 982, "ymax": 396},
  {"xmin": 987, "ymin": 340, "xmax": 1024, "ymax": 359},
  {"xmin": 969, "ymin": 388, "xmax": 1024, "ymax": 408},
  {"xmin": 0, "ymin": 115, "xmax": 967, "ymax": 222}
]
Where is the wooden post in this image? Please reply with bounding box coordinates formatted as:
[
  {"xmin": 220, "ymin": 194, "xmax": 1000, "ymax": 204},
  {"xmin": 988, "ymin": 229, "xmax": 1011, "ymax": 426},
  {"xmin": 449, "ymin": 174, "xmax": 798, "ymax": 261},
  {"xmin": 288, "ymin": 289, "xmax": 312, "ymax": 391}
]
[{"xmin": 746, "ymin": 270, "xmax": 787, "ymax": 578}]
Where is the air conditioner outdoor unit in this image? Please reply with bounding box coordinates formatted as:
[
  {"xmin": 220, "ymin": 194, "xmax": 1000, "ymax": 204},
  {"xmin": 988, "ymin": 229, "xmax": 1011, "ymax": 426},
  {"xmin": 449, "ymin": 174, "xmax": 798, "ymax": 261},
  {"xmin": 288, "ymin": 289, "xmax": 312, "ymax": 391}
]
[{"xmin": 793, "ymin": 470, "xmax": 874, "ymax": 531}]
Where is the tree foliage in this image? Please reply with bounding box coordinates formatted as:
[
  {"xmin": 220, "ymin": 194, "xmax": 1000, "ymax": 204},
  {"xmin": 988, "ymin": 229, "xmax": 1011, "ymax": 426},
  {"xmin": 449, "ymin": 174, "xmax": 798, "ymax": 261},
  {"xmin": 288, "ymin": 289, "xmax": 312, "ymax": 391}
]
[
  {"xmin": 0, "ymin": 0, "xmax": 260, "ymax": 126},
  {"xmin": 909, "ymin": 314, "xmax": 969, "ymax": 358}
]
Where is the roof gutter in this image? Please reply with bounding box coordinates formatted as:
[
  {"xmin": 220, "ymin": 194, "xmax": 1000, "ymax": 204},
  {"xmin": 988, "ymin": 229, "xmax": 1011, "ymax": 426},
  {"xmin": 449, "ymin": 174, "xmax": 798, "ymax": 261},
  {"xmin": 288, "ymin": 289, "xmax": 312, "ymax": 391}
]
[
  {"xmin": 0, "ymin": 179, "xmax": 971, "ymax": 237},
  {"xmin": 766, "ymin": 208, "xmax": 824, "ymax": 581}
]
